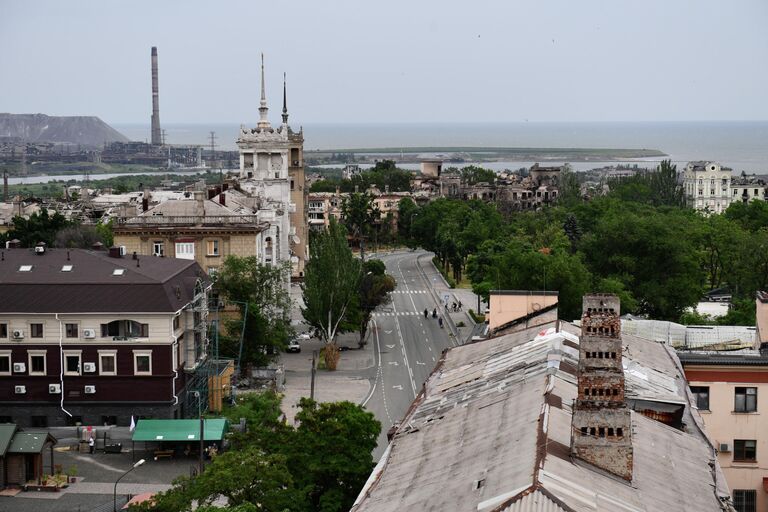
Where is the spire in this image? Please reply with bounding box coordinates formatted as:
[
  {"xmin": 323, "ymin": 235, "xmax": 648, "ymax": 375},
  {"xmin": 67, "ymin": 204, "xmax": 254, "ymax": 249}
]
[
  {"xmin": 282, "ymin": 72, "xmax": 289, "ymax": 126},
  {"xmin": 257, "ymin": 53, "xmax": 271, "ymax": 130}
]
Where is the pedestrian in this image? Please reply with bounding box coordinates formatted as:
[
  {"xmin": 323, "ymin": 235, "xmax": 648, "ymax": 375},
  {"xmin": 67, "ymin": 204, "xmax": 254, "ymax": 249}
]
[
  {"xmin": 432, "ymin": 308, "xmax": 437, "ymax": 318},
  {"xmin": 458, "ymin": 300, "xmax": 462, "ymax": 311},
  {"xmin": 88, "ymin": 436, "xmax": 94, "ymax": 454},
  {"xmin": 438, "ymin": 317, "xmax": 443, "ymax": 328},
  {"xmin": 424, "ymin": 308, "xmax": 428, "ymax": 318},
  {"xmin": 445, "ymin": 303, "xmax": 448, "ymax": 311}
]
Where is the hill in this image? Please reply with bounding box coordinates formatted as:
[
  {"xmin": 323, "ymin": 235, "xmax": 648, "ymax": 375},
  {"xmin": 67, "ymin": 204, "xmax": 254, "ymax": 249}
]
[{"xmin": 0, "ymin": 113, "xmax": 129, "ymax": 146}]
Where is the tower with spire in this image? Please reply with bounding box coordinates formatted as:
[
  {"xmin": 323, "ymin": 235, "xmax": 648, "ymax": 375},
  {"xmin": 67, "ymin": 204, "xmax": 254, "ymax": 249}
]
[{"xmin": 236, "ymin": 54, "xmax": 308, "ymax": 279}]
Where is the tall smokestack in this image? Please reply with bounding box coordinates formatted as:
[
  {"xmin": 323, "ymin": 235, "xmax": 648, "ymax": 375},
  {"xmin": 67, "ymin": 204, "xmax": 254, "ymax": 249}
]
[
  {"xmin": 2, "ymin": 171, "xmax": 7, "ymax": 202},
  {"xmin": 151, "ymin": 47, "xmax": 161, "ymax": 146}
]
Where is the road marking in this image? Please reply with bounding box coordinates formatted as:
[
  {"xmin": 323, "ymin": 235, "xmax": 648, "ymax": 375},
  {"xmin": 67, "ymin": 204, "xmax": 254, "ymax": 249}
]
[
  {"xmin": 385, "ymin": 344, "xmax": 395, "ymax": 349},
  {"xmin": 432, "ymin": 356, "xmax": 436, "ymax": 362},
  {"xmin": 388, "ymin": 361, "xmax": 399, "ymax": 366},
  {"xmin": 361, "ymin": 319, "xmax": 381, "ymax": 408},
  {"xmin": 392, "ymin": 385, "xmax": 403, "ymax": 390},
  {"xmin": 416, "ymin": 361, "xmax": 425, "ymax": 365},
  {"xmin": 385, "ymin": 330, "xmax": 393, "ymax": 334}
]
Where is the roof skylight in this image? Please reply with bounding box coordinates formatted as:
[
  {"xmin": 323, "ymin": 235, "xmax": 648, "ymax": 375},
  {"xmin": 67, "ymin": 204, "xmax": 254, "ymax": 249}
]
[
  {"xmin": 61, "ymin": 265, "xmax": 73, "ymax": 272},
  {"xmin": 18, "ymin": 265, "xmax": 32, "ymax": 272},
  {"xmin": 112, "ymin": 269, "xmax": 126, "ymax": 276}
]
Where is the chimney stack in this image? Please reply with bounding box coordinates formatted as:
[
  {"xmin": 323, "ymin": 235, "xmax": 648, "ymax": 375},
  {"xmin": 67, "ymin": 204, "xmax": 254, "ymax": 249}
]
[
  {"xmin": 2, "ymin": 171, "xmax": 7, "ymax": 202},
  {"xmin": 219, "ymin": 192, "xmax": 226, "ymax": 206},
  {"xmin": 570, "ymin": 294, "xmax": 633, "ymax": 481},
  {"xmin": 150, "ymin": 47, "xmax": 161, "ymax": 146}
]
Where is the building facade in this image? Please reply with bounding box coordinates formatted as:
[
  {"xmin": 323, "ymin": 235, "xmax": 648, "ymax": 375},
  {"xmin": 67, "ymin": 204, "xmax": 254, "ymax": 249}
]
[
  {"xmin": 236, "ymin": 55, "xmax": 308, "ymax": 278},
  {"xmin": 0, "ymin": 247, "xmax": 213, "ymax": 427},
  {"xmin": 680, "ymin": 352, "xmax": 768, "ymax": 512},
  {"xmin": 683, "ymin": 161, "xmax": 733, "ymax": 213}
]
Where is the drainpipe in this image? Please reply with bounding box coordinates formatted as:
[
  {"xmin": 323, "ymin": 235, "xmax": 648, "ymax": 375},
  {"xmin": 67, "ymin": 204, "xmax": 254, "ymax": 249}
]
[{"xmin": 55, "ymin": 314, "xmax": 73, "ymax": 418}]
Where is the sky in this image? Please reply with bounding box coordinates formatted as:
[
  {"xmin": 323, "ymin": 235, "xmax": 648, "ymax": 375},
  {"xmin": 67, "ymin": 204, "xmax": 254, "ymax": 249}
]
[{"xmin": 1, "ymin": 0, "xmax": 767, "ymax": 125}]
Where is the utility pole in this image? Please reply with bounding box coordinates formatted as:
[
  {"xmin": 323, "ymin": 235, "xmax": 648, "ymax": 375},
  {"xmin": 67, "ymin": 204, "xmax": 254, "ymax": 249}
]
[{"xmin": 310, "ymin": 350, "xmax": 317, "ymax": 400}]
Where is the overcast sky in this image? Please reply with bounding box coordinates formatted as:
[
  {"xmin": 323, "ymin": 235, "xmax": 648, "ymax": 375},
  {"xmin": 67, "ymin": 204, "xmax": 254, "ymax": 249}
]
[{"xmin": 1, "ymin": 0, "xmax": 767, "ymax": 125}]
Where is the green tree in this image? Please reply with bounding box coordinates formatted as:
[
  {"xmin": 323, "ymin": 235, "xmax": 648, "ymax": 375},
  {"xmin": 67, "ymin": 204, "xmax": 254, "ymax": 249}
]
[
  {"xmin": 460, "ymin": 165, "xmax": 496, "ymax": 185},
  {"xmin": 358, "ymin": 259, "xmax": 395, "ymax": 346},
  {"xmin": 396, "ymin": 197, "xmax": 419, "ymax": 245},
  {"xmin": 215, "ymin": 257, "xmax": 293, "ymax": 369},
  {"xmin": 54, "ymin": 224, "xmax": 106, "ymax": 248},
  {"xmin": 3, "ymin": 208, "xmax": 70, "ymax": 247},
  {"xmin": 302, "ymin": 220, "xmax": 361, "ymax": 367},
  {"xmin": 287, "ymin": 399, "xmax": 380, "ymax": 512},
  {"xmin": 341, "ymin": 192, "xmax": 380, "ymax": 254}
]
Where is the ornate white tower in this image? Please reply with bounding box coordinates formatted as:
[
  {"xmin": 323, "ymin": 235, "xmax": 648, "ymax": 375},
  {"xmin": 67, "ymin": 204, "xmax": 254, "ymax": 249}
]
[{"xmin": 236, "ymin": 55, "xmax": 307, "ymax": 278}]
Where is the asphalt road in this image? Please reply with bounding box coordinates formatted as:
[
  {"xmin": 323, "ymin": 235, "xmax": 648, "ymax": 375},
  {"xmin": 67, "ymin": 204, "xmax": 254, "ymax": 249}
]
[{"xmin": 362, "ymin": 250, "xmax": 456, "ymax": 458}]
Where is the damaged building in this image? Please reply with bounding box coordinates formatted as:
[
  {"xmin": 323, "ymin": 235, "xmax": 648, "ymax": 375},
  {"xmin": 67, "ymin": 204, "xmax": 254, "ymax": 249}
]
[{"xmin": 352, "ymin": 294, "xmax": 734, "ymax": 512}]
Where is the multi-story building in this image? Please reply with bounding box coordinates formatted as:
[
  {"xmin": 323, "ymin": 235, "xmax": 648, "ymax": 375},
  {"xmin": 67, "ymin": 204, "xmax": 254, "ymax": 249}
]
[
  {"xmin": 236, "ymin": 55, "xmax": 308, "ymax": 278},
  {"xmin": 730, "ymin": 172, "xmax": 767, "ymax": 205},
  {"xmin": 683, "ymin": 161, "xmax": 733, "ymax": 213},
  {"xmin": 113, "ymin": 187, "xmax": 270, "ymax": 278},
  {"xmin": 0, "ymin": 245, "xmax": 215, "ymax": 427},
  {"xmin": 679, "ymin": 351, "xmax": 768, "ymax": 512}
]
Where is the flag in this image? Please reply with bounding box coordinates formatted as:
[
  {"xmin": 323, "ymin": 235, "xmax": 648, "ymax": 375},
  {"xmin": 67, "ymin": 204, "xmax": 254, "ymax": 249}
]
[{"xmin": 130, "ymin": 415, "xmax": 136, "ymax": 432}]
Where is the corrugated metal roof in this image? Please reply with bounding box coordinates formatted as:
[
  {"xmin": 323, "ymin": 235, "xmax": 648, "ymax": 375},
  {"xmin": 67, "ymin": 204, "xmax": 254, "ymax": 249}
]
[
  {"xmin": 131, "ymin": 419, "xmax": 228, "ymax": 442},
  {"xmin": 352, "ymin": 321, "xmax": 732, "ymax": 512}
]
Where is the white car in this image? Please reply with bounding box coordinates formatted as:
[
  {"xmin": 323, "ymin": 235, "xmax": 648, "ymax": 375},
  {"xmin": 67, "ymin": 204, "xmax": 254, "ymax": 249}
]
[{"xmin": 286, "ymin": 339, "xmax": 301, "ymax": 353}]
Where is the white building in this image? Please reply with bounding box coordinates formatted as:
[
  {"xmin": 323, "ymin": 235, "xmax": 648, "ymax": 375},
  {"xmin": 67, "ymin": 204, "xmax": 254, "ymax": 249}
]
[
  {"xmin": 683, "ymin": 161, "xmax": 733, "ymax": 213},
  {"xmin": 236, "ymin": 55, "xmax": 307, "ymax": 277}
]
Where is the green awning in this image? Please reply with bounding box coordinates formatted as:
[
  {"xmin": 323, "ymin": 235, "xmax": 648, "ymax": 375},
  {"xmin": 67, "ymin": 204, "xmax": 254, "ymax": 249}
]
[
  {"xmin": 0, "ymin": 424, "xmax": 17, "ymax": 456},
  {"xmin": 8, "ymin": 432, "xmax": 57, "ymax": 454},
  {"xmin": 131, "ymin": 419, "xmax": 228, "ymax": 442}
]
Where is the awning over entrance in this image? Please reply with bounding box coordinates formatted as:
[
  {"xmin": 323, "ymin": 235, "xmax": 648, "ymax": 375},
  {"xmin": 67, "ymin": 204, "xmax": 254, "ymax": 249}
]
[{"xmin": 131, "ymin": 419, "xmax": 228, "ymax": 442}]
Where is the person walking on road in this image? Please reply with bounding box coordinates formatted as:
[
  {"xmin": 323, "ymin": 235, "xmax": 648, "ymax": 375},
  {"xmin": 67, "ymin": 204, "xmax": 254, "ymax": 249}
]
[
  {"xmin": 88, "ymin": 436, "xmax": 95, "ymax": 454},
  {"xmin": 424, "ymin": 308, "xmax": 428, "ymax": 318},
  {"xmin": 438, "ymin": 317, "xmax": 443, "ymax": 328},
  {"xmin": 432, "ymin": 308, "xmax": 437, "ymax": 318}
]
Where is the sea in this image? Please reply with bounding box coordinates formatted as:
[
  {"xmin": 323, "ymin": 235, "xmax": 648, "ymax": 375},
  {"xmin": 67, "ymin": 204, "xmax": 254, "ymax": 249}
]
[{"xmin": 8, "ymin": 121, "xmax": 768, "ymax": 185}]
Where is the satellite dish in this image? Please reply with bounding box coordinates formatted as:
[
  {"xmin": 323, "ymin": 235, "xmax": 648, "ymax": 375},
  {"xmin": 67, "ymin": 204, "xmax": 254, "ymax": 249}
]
[{"xmin": 532, "ymin": 303, "xmax": 541, "ymax": 311}]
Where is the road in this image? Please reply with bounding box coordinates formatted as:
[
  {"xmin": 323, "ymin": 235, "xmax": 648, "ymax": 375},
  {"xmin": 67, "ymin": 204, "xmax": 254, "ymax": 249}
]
[{"xmin": 362, "ymin": 250, "xmax": 456, "ymax": 457}]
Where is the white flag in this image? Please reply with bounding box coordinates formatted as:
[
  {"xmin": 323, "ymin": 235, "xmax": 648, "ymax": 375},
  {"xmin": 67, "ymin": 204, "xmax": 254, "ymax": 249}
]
[{"xmin": 130, "ymin": 415, "xmax": 136, "ymax": 432}]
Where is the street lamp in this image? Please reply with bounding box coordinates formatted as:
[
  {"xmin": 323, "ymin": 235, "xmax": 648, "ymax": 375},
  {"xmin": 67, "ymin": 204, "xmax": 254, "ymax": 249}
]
[{"xmin": 114, "ymin": 458, "xmax": 145, "ymax": 511}]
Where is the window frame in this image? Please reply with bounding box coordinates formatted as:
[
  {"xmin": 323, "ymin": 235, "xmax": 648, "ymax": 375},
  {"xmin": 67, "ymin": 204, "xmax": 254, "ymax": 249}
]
[
  {"xmin": 175, "ymin": 242, "xmax": 195, "ymax": 260},
  {"xmin": 733, "ymin": 439, "xmax": 757, "ymax": 463},
  {"xmin": 0, "ymin": 350, "xmax": 11, "ymax": 376},
  {"xmin": 30, "ymin": 323, "xmax": 44, "ymax": 338},
  {"xmin": 98, "ymin": 350, "xmax": 117, "ymax": 376},
  {"xmin": 133, "ymin": 350, "xmax": 152, "ymax": 376},
  {"xmin": 733, "ymin": 489, "xmax": 757, "ymax": 512},
  {"xmin": 734, "ymin": 387, "xmax": 757, "ymax": 413},
  {"xmin": 152, "ymin": 241, "xmax": 165, "ymax": 257},
  {"xmin": 690, "ymin": 385, "xmax": 710, "ymax": 411},
  {"xmin": 28, "ymin": 350, "xmax": 47, "ymax": 376},
  {"xmin": 63, "ymin": 350, "xmax": 82, "ymax": 376},
  {"xmin": 0, "ymin": 322, "xmax": 7, "ymax": 339},
  {"xmin": 65, "ymin": 323, "xmax": 79, "ymax": 339},
  {"xmin": 206, "ymin": 239, "xmax": 220, "ymax": 257}
]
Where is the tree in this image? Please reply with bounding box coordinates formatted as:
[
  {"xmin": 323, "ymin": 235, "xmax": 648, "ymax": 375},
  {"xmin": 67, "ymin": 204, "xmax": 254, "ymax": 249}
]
[
  {"xmin": 215, "ymin": 257, "xmax": 293, "ymax": 369},
  {"xmin": 341, "ymin": 192, "xmax": 380, "ymax": 254},
  {"xmin": 302, "ymin": 219, "xmax": 361, "ymax": 369},
  {"xmin": 460, "ymin": 165, "xmax": 496, "ymax": 185},
  {"xmin": 3, "ymin": 208, "xmax": 70, "ymax": 247},
  {"xmin": 396, "ymin": 197, "xmax": 419, "ymax": 245},
  {"xmin": 287, "ymin": 399, "xmax": 380, "ymax": 512},
  {"xmin": 358, "ymin": 259, "xmax": 395, "ymax": 346},
  {"xmin": 54, "ymin": 224, "xmax": 106, "ymax": 248}
]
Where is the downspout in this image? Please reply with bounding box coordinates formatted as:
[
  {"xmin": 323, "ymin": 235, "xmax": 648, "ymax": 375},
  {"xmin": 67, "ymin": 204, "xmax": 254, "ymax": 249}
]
[{"xmin": 56, "ymin": 314, "xmax": 72, "ymax": 417}]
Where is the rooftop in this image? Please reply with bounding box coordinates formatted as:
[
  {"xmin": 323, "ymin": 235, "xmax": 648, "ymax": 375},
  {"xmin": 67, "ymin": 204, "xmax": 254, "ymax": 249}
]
[
  {"xmin": 0, "ymin": 248, "xmax": 208, "ymax": 313},
  {"xmin": 352, "ymin": 322, "xmax": 730, "ymax": 512}
]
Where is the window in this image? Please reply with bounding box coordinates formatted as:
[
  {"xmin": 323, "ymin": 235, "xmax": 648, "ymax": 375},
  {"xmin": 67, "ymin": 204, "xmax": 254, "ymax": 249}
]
[
  {"xmin": 152, "ymin": 241, "xmax": 164, "ymax": 257},
  {"xmin": 175, "ymin": 242, "xmax": 195, "ymax": 260},
  {"xmin": 0, "ymin": 323, "xmax": 6, "ymax": 338},
  {"xmin": 735, "ymin": 387, "xmax": 757, "ymax": 412},
  {"xmin": 98, "ymin": 350, "xmax": 117, "ymax": 376},
  {"xmin": 65, "ymin": 323, "xmax": 78, "ymax": 338},
  {"xmin": 31, "ymin": 416, "xmax": 48, "ymax": 428},
  {"xmin": 28, "ymin": 351, "xmax": 46, "ymax": 375},
  {"xmin": 64, "ymin": 351, "xmax": 82, "ymax": 375},
  {"xmin": 733, "ymin": 489, "xmax": 757, "ymax": 512},
  {"xmin": 30, "ymin": 323, "xmax": 43, "ymax": 338},
  {"xmin": 101, "ymin": 320, "xmax": 149, "ymax": 339},
  {"xmin": 133, "ymin": 350, "xmax": 152, "ymax": 375},
  {"xmin": 173, "ymin": 316, "xmax": 180, "ymax": 331},
  {"xmin": 101, "ymin": 415, "xmax": 117, "ymax": 426},
  {"xmin": 206, "ymin": 240, "xmax": 220, "ymax": 256},
  {"xmin": 733, "ymin": 440, "xmax": 757, "ymax": 462},
  {"xmin": 0, "ymin": 352, "xmax": 10, "ymax": 375},
  {"xmin": 0, "ymin": 416, "xmax": 12, "ymax": 423},
  {"xmin": 690, "ymin": 386, "xmax": 710, "ymax": 410},
  {"xmin": 207, "ymin": 266, "xmax": 218, "ymax": 278}
]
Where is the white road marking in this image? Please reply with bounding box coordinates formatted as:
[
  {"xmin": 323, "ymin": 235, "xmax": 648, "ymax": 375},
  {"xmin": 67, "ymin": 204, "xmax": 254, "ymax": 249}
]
[
  {"xmin": 361, "ymin": 319, "xmax": 381, "ymax": 408},
  {"xmin": 393, "ymin": 385, "xmax": 403, "ymax": 390},
  {"xmin": 416, "ymin": 361, "xmax": 425, "ymax": 366},
  {"xmin": 388, "ymin": 361, "xmax": 399, "ymax": 366},
  {"xmin": 385, "ymin": 344, "xmax": 395, "ymax": 349}
]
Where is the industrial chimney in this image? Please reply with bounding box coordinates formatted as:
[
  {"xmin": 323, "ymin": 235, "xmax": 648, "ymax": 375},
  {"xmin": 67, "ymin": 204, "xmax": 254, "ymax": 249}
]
[
  {"xmin": 151, "ymin": 47, "xmax": 162, "ymax": 146},
  {"xmin": 570, "ymin": 294, "xmax": 633, "ymax": 481}
]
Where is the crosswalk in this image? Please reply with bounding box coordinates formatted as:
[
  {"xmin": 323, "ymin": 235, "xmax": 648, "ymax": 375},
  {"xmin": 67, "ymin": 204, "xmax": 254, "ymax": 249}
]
[
  {"xmin": 373, "ymin": 311, "xmax": 433, "ymax": 317},
  {"xmin": 391, "ymin": 290, "xmax": 428, "ymax": 294}
]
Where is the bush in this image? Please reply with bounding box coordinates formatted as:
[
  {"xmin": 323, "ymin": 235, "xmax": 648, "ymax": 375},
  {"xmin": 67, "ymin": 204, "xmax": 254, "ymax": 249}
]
[
  {"xmin": 468, "ymin": 309, "xmax": 486, "ymax": 324},
  {"xmin": 456, "ymin": 321, "xmax": 466, "ymax": 327}
]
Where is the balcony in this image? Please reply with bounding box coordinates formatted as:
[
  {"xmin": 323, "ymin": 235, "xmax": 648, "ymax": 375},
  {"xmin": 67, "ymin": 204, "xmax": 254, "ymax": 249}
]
[{"xmin": 116, "ymin": 215, "xmax": 262, "ymax": 226}]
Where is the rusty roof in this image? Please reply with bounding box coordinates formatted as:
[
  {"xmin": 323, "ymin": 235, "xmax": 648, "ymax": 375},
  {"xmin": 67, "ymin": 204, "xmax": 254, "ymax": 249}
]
[{"xmin": 352, "ymin": 322, "xmax": 732, "ymax": 512}]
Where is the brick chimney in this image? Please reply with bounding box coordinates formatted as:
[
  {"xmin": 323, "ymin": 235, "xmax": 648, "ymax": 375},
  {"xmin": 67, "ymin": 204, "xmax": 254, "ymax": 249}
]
[{"xmin": 570, "ymin": 294, "xmax": 633, "ymax": 481}]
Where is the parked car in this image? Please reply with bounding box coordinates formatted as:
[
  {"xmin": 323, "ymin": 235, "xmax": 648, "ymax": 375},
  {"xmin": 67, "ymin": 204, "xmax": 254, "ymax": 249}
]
[
  {"xmin": 297, "ymin": 332, "xmax": 311, "ymax": 340},
  {"xmin": 286, "ymin": 339, "xmax": 301, "ymax": 353}
]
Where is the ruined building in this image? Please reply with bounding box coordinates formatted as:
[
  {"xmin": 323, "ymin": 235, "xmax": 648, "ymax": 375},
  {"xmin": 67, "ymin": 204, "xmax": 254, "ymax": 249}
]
[{"xmin": 571, "ymin": 294, "xmax": 633, "ymax": 480}]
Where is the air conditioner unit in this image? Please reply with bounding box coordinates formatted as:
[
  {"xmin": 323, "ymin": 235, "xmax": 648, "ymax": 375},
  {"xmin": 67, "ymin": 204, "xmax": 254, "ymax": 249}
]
[
  {"xmin": 49, "ymin": 383, "xmax": 61, "ymax": 394},
  {"xmin": 83, "ymin": 329, "xmax": 96, "ymax": 339},
  {"xmin": 12, "ymin": 362, "xmax": 26, "ymax": 373},
  {"xmin": 719, "ymin": 443, "xmax": 731, "ymax": 452},
  {"xmin": 84, "ymin": 385, "xmax": 96, "ymax": 394},
  {"xmin": 12, "ymin": 329, "xmax": 24, "ymax": 340},
  {"xmin": 119, "ymin": 246, "xmax": 127, "ymax": 256},
  {"xmin": 83, "ymin": 362, "xmax": 96, "ymax": 373},
  {"xmin": 14, "ymin": 385, "xmax": 26, "ymax": 394}
]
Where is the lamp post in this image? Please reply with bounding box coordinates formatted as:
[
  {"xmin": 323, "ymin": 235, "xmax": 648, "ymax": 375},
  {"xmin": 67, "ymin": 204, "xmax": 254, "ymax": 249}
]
[{"xmin": 114, "ymin": 458, "xmax": 145, "ymax": 511}]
